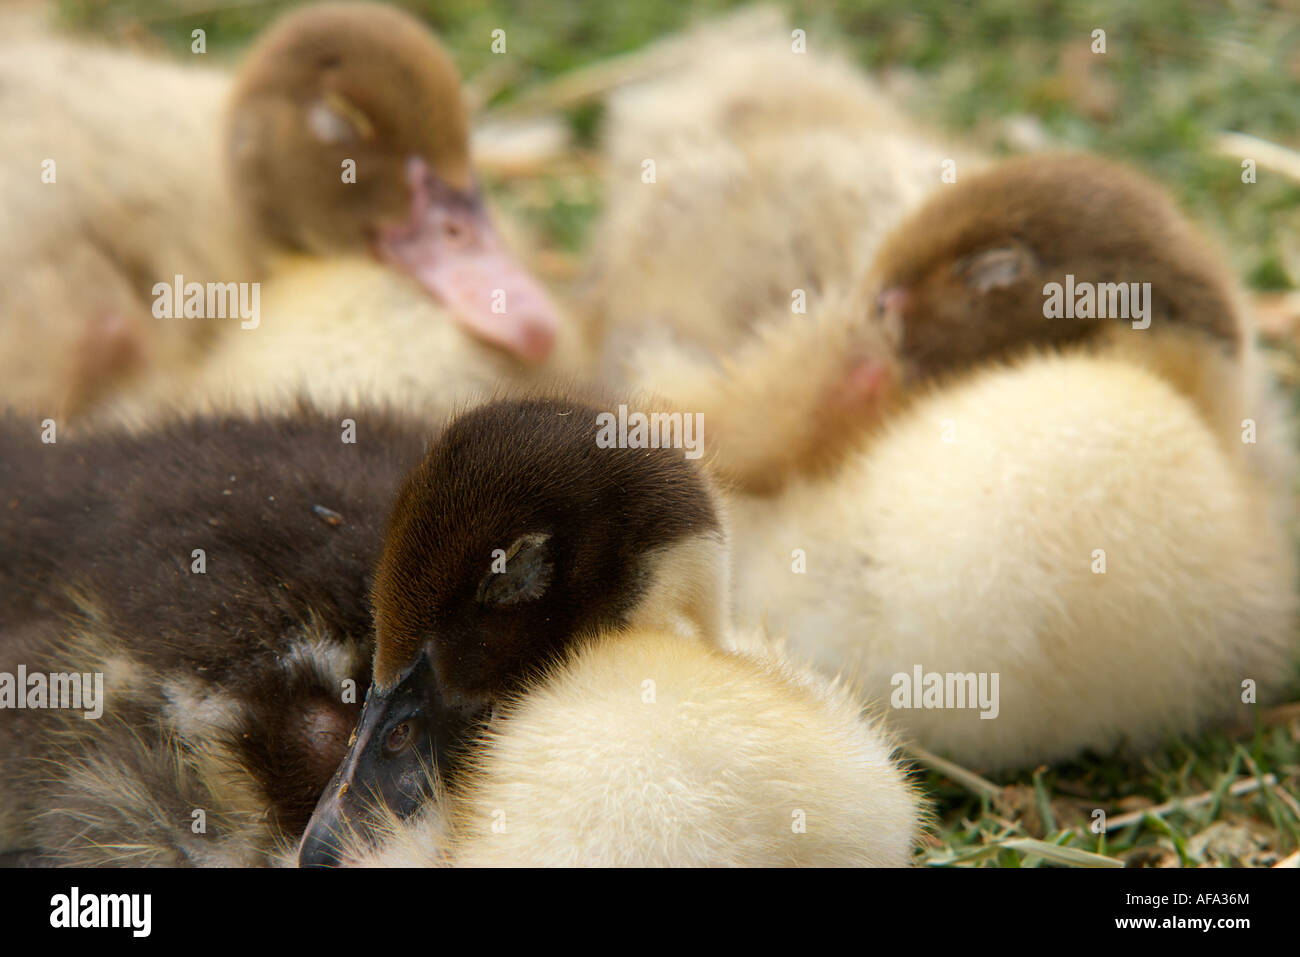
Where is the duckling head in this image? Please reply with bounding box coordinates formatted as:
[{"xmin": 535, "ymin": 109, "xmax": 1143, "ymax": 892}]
[
  {"xmin": 869, "ymin": 153, "xmax": 1240, "ymax": 382},
  {"xmin": 227, "ymin": 2, "xmax": 559, "ymax": 361},
  {"xmin": 297, "ymin": 396, "xmax": 727, "ymax": 866}
]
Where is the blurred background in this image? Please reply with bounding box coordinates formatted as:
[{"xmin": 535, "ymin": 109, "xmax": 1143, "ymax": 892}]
[{"xmin": 50, "ymin": 0, "xmax": 1300, "ymax": 306}]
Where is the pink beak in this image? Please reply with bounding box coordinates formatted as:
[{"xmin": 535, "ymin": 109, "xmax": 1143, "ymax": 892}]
[{"xmin": 375, "ymin": 158, "xmax": 559, "ymax": 363}]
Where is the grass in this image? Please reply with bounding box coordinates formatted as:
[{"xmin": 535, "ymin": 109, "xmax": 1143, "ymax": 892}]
[
  {"xmin": 51, "ymin": 0, "xmax": 1300, "ymax": 866},
  {"xmin": 914, "ymin": 708, "xmax": 1300, "ymax": 867}
]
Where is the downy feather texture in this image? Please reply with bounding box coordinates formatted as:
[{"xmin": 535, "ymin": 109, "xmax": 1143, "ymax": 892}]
[
  {"xmin": 0, "ymin": 404, "xmax": 427, "ymax": 864},
  {"xmin": 727, "ymin": 352, "xmax": 1297, "ymax": 771},
  {"xmin": 586, "ymin": 30, "xmax": 966, "ymax": 375},
  {"xmin": 631, "ymin": 285, "xmax": 903, "ymax": 494},
  {"xmin": 868, "ymin": 152, "xmax": 1297, "ymax": 532},
  {"xmin": 0, "ymin": 34, "xmax": 252, "ymax": 417},
  {"xmin": 292, "ymin": 395, "xmax": 921, "ymax": 868},
  {"xmin": 102, "ymin": 255, "xmax": 591, "ymax": 430},
  {"xmin": 347, "ymin": 627, "xmax": 922, "ymax": 868}
]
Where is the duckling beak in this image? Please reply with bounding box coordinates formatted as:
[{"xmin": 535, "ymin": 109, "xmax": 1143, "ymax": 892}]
[
  {"xmin": 375, "ymin": 157, "xmax": 559, "ymax": 363},
  {"xmin": 297, "ymin": 650, "xmax": 484, "ymax": 867}
]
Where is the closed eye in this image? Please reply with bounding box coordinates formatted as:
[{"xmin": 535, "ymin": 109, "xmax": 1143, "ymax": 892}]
[{"xmin": 476, "ymin": 532, "xmax": 554, "ymax": 606}]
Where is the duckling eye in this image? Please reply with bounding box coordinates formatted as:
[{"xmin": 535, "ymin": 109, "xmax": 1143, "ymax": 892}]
[
  {"xmin": 306, "ymin": 93, "xmax": 374, "ymax": 144},
  {"xmin": 385, "ymin": 720, "xmax": 414, "ymax": 755},
  {"xmin": 953, "ymin": 245, "xmax": 1033, "ymax": 293},
  {"xmin": 477, "ymin": 532, "xmax": 553, "ymax": 607}
]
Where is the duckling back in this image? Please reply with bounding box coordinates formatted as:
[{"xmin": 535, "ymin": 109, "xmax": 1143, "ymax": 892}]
[
  {"xmin": 729, "ymin": 353, "xmax": 1297, "ymax": 770},
  {"xmin": 0, "ymin": 36, "xmax": 257, "ymax": 416},
  {"xmin": 1092, "ymin": 316, "xmax": 1297, "ymax": 536},
  {"xmin": 0, "ymin": 405, "xmax": 428, "ymax": 864}
]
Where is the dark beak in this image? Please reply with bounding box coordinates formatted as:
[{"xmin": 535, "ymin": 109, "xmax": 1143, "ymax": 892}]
[{"xmin": 297, "ymin": 651, "xmax": 485, "ymax": 867}]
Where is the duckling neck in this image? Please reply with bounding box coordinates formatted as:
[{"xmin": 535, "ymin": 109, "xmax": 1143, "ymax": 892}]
[{"xmin": 625, "ymin": 530, "xmax": 730, "ymax": 646}]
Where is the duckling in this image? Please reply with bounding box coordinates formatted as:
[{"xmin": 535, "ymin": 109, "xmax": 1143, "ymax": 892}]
[
  {"xmin": 223, "ymin": 2, "xmax": 559, "ymax": 362},
  {"xmin": 299, "ymin": 397, "xmax": 919, "ymax": 866},
  {"xmin": 296, "ymin": 395, "xmax": 730, "ymax": 864},
  {"xmin": 0, "ymin": 404, "xmax": 428, "ymax": 864},
  {"xmin": 727, "ymin": 352, "xmax": 1297, "ymax": 771},
  {"xmin": 585, "ymin": 32, "xmax": 962, "ymax": 372},
  {"xmin": 346, "ymin": 627, "xmax": 920, "ymax": 867},
  {"xmin": 0, "ymin": 35, "xmax": 250, "ymax": 417},
  {"xmin": 99, "ymin": 2, "xmax": 585, "ymax": 426},
  {"xmin": 1, "ymin": 2, "xmax": 562, "ymax": 420}
]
